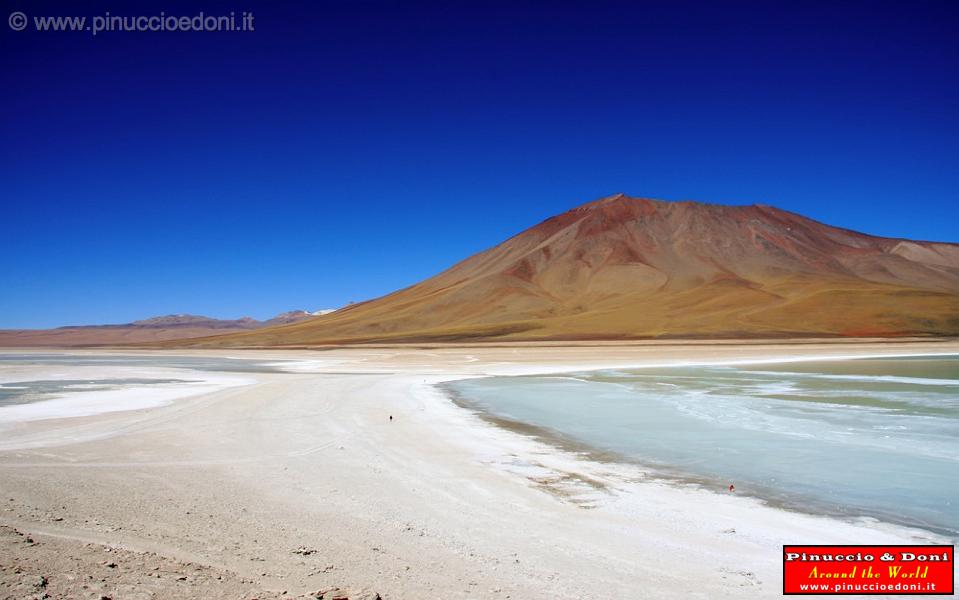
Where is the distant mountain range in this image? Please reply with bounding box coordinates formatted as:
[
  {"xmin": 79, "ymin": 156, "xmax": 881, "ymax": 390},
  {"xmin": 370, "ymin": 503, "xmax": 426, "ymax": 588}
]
[
  {"xmin": 0, "ymin": 310, "xmax": 333, "ymax": 347},
  {"xmin": 5, "ymin": 194, "xmax": 957, "ymax": 348},
  {"xmin": 172, "ymin": 194, "xmax": 959, "ymax": 346},
  {"xmin": 128, "ymin": 311, "xmax": 324, "ymax": 329}
]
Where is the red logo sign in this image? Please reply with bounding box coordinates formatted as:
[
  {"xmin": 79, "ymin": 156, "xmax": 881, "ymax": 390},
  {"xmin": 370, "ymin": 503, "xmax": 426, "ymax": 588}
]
[{"xmin": 783, "ymin": 545, "xmax": 954, "ymax": 595}]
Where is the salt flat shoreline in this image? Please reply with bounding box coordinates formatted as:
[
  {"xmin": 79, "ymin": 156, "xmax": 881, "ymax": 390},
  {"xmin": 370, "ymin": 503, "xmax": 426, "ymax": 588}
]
[{"xmin": 0, "ymin": 340, "xmax": 957, "ymax": 599}]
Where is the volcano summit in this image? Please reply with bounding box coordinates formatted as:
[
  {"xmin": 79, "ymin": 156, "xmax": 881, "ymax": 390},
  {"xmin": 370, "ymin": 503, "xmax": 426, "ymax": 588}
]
[{"xmin": 179, "ymin": 194, "xmax": 959, "ymax": 346}]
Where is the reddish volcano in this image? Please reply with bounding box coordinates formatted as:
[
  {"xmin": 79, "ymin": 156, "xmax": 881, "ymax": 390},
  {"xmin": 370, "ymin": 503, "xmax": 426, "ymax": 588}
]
[{"xmin": 182, "ymin": 194, "xmax": 959, "ymax": 345}]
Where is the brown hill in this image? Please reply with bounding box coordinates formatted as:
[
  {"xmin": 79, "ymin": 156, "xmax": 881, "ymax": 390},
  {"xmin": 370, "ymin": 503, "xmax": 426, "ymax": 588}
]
[
  {"xmin": 178, "ymin": 194, "xmax": 958, "ymax": 346},
  {"xmin": 0, "ymin": 311, "xmax": 323, "ymax": 347}
]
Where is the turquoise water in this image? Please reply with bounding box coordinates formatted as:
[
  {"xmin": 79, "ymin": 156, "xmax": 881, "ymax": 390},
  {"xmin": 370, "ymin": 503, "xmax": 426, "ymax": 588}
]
[{"xmin": 446, "ymin": 356, "xmax": 959, "ymax": 536}]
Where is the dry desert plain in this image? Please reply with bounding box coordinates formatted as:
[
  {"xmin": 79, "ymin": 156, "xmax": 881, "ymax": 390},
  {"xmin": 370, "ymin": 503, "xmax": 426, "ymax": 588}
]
[{"xmin": 1, "ymin": 339, "xmax": 957, "ymax": 599}]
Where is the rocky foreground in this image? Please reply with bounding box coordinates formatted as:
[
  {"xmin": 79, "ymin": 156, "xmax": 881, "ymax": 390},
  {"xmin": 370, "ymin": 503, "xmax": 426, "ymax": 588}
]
[{"xmin": 1, "ymin": 518, "xmax": 380, "ymax": 600}]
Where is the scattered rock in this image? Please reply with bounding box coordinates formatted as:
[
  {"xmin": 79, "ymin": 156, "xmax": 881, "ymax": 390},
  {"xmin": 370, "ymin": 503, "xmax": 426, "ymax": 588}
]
[{"xmin": 313, "ymin": 587, "xmax": 351, "ymax": 600}]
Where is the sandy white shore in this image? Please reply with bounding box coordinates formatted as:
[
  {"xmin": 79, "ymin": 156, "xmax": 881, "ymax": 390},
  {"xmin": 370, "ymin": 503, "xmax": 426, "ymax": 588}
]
[
  {"xmin": 0, "ymin": 365, "xmax": 253, "ymax": 430},
  {"xmin": 0, "ymin": 340, "xmax": 957, "ymax": 599}
]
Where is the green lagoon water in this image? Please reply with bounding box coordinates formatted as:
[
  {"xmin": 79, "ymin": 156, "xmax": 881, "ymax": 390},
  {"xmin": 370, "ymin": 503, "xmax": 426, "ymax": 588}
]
[{"xmin": 447, "ymin": 355, "xmax": 959, "ymax": 536}]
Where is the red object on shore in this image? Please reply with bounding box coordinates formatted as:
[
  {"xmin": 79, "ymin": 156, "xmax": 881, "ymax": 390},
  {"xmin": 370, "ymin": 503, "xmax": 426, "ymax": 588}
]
[{"xmin": 729, "ymin": 484, "xmax": 735, "ymax": 492}]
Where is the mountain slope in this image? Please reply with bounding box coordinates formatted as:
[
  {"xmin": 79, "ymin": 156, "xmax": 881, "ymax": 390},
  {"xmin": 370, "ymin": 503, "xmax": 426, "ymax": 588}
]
[{"xmin": 180, "ymin": 194, "xmax": 959, "ymax": 346}]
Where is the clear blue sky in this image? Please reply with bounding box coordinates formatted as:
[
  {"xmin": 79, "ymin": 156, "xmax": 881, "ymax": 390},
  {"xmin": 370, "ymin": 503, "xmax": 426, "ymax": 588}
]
[{"xmin": 1, "ymin": 0, "xmax": 957, "ymax": 328}]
